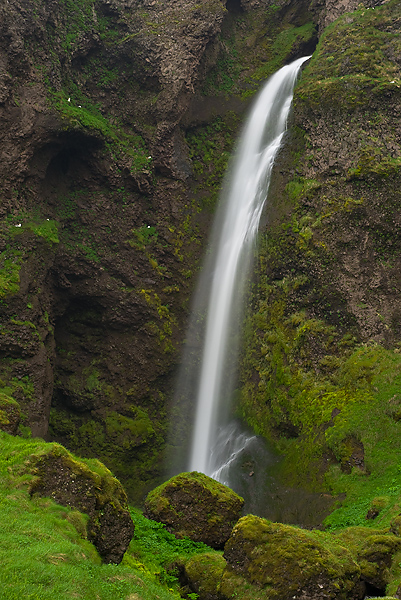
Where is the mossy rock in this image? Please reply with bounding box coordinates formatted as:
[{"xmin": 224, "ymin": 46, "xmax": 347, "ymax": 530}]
[
  {"xmin": 180, "ymin": 519, "xmax": 401, "ymax": 600},
  {"xmin": 28, "ymin": 443, "xmax": 135, "ymax": 563},
  {"xmin": 222, "ymin": 515, "xmax": 362, "ymax": 600},
  {"xmin": 144, "ymin": 471, "xmax": 244, "ymax": 549},
  {"xmin": 0, "ymin": 393, "xmax": 21, "ymax": 434},
  {"xmin": 181, "ymin": 552, "xmax": 226, "ymax": 600},
  {"xmin": 336, "ymin": 527, "xmax": 401, "ymax": 590}
]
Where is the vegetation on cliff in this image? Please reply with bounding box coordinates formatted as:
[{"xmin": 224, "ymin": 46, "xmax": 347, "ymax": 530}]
[
  {"xmin": 2, "ymin": 0, "xmax": 401, "ymax": 597},
  {"xmin": 239, "ymin": 0, "xmax": 401, "ymax": 530},
  {"xmin": 0, "ymin": 0, "xmax": 319, "ymax": 501}
]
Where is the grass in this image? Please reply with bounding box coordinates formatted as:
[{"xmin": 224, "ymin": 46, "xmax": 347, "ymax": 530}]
[
  {"xmin": 323, "ymin": 348, "xmax": 401, "ymax": 529},
  {"xmin": 128, "ymin": 507, "xmax": 211, "ymax": 586},
  {"xmin": 51, "ymin": 91, "xmax": 151, "ymax": 174},
  {"xmin": 0, "ymin": 432, "xmax": 211, "ymax": 600}
]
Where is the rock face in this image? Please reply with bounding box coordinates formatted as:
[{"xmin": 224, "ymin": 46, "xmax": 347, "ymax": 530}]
[
  {"xmin": 239, "ymin": 0, "xmax": 401, "ymax": 502},
  {"xmin": 313, "ymin": 0, "xmax": 383, "ymax": 30},
  {"xmin": 0, "ymin": 0, "xmax": 319, "ymax": 501},
  {"xmin": 144, "ymin": 471, "xmax": 244, "ymax": 548},
  {"xmin": 29, "ymin": 443, "xmax": 135, "ymax": 563},
  {"xmin": 0, "ymin": 393, "xmax": 21, "ymax": 434},
  {"xmin": 0, "ymin": 0, "xmax": 230, "ymax": 499}
]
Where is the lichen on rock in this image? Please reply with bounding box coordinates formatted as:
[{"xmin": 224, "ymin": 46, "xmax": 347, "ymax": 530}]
[
  {"xmin": 144, "ymin": 471, "xmax": 244, "ymax": 548},
  {"xmin": 0, "ymin": 392, "xmax": 21, "ymax": 434}
]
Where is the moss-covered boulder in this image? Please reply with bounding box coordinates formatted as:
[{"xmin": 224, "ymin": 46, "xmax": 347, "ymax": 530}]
[
  {"xmin": 0, "ymin": 393, "xmax": 21, "ymax": 434},
  {"xmin": 180, "ymin": 518, "xmax": 401, "ymax": 600},
  {"xmin": 335, "ymin": 527, "xmax": 401, "ymax": 592},
  {"xmin": 28, "ymin": 444, "xmax": 135, "ymax": 564},
  {"xmin": 222, "ymin": 515, "xmax": 362, "ymax": 600},
  {"xmin": 181, "ymin": 552, "xmax": 226, "ymax": 600},
  {"xmin": 144, "ymin": 471, "xmax": 244, "ymax": 549}
]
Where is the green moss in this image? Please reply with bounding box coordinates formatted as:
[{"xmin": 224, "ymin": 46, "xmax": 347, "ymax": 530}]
[
  {"xmin": 105, "ymin": 410, "xmax": 155, "ymax": 447},
  {"xmin": 0, "ymin": 249, "xmax": 22, "ymax": 298},
  {"xmin": 49, "ymin": 405, "xmax": 164, "ymax": 504},
  {"xmin": 0, "ymin": 392, "xmax": 20, "ymax": 429},
  {"xmin": 145, "ymin": 472, "xmax": 244, "ymax": 548},
  {"xmin": 51, "ymin": 91, "xmax": 151, "ymax": 174},
  {"xmin": 251, "ymin": 22, "xmax": 316, "ymax": 83},
  {"xmin": 0, "ymin": 431, "xmax": 182, "ymax": 599},
  {"xmin": 0, "ymin": 369, "xmax": 35, "ymax": 404},
  {"xmin": 186, "ymin": 114, "xmax": 240, "ymax": 210},
  {"xmin": 127, "ymin": 225, "xmax": 158, "ymax": 251},
  {"xmin": 146, "ymin": 471, "xmax": 243, "ymax": 512},
  {"xmin": 184, "ymin": 552, "xmax": 226, "ymax": 597},
  {"xmin": 139, "ymin": 289, "xmax": 177, "ymax": 353},
  {"xmin": 27, "ymin": 219, "xmax": 59, "ymax": 244},
  {"xmin": 297, "ymin": 0, "xmax": 401, "ymax": 110},
  {"xmin": 201, "ymin": 3, "xmax": 315, "ymax": 99}
]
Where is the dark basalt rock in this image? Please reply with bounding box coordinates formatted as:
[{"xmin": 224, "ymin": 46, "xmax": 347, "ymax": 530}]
[
  {"xmin": 144, "ymin": 471, "xmax": 244, "ymax": 549},
  {"xmin": 29, "ymin": 444, "xmax": 135, "ymax": 564}
]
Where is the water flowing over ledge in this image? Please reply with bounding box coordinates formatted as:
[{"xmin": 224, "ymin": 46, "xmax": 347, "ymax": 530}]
[{"xmin": 175, "ymin": 56, "xmax": 311, "ymax": 487}]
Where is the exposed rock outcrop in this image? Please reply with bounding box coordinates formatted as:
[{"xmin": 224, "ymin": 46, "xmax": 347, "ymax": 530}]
[
  {"xmin": 0, "ymin": 0, "xmax": 319, "ymax": 502},
  {"xmin": 29, "ymin": 443, "xmax": 135, "ymax": 563},
  {"xmin": 144, "ymin": 471, "xmax": 244, "ymax": 548},
  {"xmin": 179, "ymin": 515, "xmax": 401, "ymax": 600}
]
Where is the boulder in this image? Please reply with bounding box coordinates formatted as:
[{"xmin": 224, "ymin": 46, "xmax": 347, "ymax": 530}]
[
  {"xmin": 221, "ymin": 515, "xmax": 363, "ymax": 600},
  {"xmin": 181, "ymin": 552, "xmax": 226, "ymax": 600},
  {"xmin": 144, "ymin": 471, "xmax": 244, "ymax": 548},
  {"xmin": 28, "ymin": 443, "xmax": 135, "ymax": 564}
]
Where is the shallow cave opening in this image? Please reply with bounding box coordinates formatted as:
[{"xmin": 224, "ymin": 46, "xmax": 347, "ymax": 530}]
[
  {"xmin": 226, "ymin": 0, "xmax": 243, "ymax": 14},
  {"xmin": 49, "ymin": 147, "xmax": 75, "ymax": 176},
  {"xmin": 49, "ymin": 294, "xmax": 108, "ymax": 423},
  {"xmin": 363, "ymin": 582, "xmax": 386, "ymax": 598},
  {"xmin": 287, "ymin": 35, "xmax": 318, "ymax": 65},
  {"xmin": 33, "ymin": 132, "xmax": 103, "ymax": 206}
]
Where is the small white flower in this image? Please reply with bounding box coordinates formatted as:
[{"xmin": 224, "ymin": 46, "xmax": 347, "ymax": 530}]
[
  {"xmin": 78, "ymin": 105, "xmax": 82, "ymax": 108},
  {"xmin": 68, "ymin": 97, "xmax": 71, "ymax": 102},
  {"xmin": 147, "ymin": 156, "xmax": 152, "ymax": 159},
  {"xmin": 46, "ymin": 218, "xmax": 50, "ymax": 221},
  {"xmin": 15, "ymin": 224, "xmax": 21, "ymax": 227},
  {"xmin": 391, "ymin": 81, "xmax": 395, "ymax": 83},
  {"xmin": 147, "ymin": 225, "xmax": 151, "ymax": 228}
]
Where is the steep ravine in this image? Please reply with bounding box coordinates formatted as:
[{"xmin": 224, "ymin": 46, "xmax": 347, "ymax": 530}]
[
  {"xmin": 2, "ymin": 0, "xmax": 401, "ymax": 598},
  {"xmin": 0, "ymin": 0, "xmax": 319, "ymax": 501}
]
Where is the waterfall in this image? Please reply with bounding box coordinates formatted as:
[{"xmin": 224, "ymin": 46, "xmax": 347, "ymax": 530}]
[{"xmin": 178, "ymin": 56, "xmax": 311, "ymax": 481}]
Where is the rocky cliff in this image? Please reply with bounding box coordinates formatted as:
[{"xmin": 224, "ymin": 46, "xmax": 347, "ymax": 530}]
[
  {"xmin": 240, "ymin": 0, "xmax": 401, "ymax": 527},
  {"xmin": 3, "ymin": 0, "xmax": 401, "ymax": 597},
  {"xmin": 0, "ymin": 0, "xmax": 320, "ymax": 501}
]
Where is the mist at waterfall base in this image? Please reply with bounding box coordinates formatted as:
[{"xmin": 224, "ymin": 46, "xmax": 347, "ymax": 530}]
[{"xmin": 171, "ymin": 56, "xmax": 333, "ymax": 525}]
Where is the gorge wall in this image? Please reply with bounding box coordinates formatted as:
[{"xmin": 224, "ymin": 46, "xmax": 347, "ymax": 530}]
[{"xmin": 0, "ymin": 0, "xmax": 397, "ymax": 513}]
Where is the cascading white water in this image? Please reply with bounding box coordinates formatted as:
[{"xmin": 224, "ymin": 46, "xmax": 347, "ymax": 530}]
[{"xmin": 186, "ymin": 56, "xmax": 311, "ymax": 478}]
